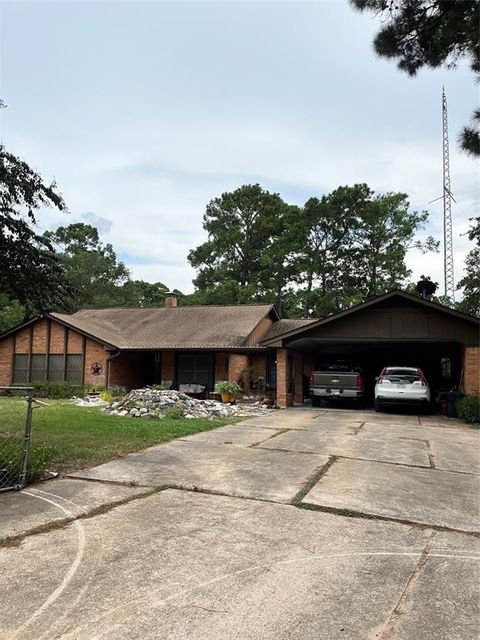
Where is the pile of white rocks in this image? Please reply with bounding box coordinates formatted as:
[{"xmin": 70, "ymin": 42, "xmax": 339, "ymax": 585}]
[
  {"xmin": 75, "ymin": 395, "xmax": 109, "ymax": 407},
  {"xmin": 104, "ymin": 388, "xmax": 273, "ymax": 420}
]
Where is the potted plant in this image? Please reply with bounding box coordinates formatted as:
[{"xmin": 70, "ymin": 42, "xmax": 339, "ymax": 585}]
[{"xmin": 214, "ymin": 381, "xmax": 243, "ymax": 403}]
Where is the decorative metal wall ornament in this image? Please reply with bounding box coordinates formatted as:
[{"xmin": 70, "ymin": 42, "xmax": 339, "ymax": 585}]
[{"xmin": 91, "ymin": 362, "xmax": 103, "ymax": 376}]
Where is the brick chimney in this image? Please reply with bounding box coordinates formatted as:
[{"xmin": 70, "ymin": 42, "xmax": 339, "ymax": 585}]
[{"xmin": 164, "ymin": 292, "xmax": 178, "ymax": 308}]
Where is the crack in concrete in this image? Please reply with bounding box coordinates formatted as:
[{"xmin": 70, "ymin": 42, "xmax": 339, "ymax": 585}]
[
  {"xmin": 291, "ymin": 456, "xmax": 337, "ymax": 505},
  {"xmin": 365, "ymin": 531, "xmax": 437, "ymax": 639},
  {"xmin": 249, "ymin": 428, "xmax": 291, "ymax": 448},
  {"xmin": 296, "ymin": 503, "xmax": 480, "ymax": 537}
]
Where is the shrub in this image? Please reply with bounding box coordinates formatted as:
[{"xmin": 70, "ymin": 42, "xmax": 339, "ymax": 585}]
[
  {"xmin": 110, "ymin": 385, "xmax": 127, "ymax": 398},
  {"xmin": 457, "ymin": 395, "xmax": 480, "ymax": 424},
  {"xmin": 214, "ymin": 381, "xmax": 243, "ymax": 395},
  {"xmin": 31, "ymin": 382, "xmax": 79, "ymax": 399},
  {"xmin": 163, "ymin": 405, "xmax": 185, "ymax": 419},
  {"xmin": 100, "ymin": 391, "xmax": 114, "ymax": 402}
]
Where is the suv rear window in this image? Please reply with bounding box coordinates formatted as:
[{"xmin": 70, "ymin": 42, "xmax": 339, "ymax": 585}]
[{"xmin": 384, "ymin": 369, "xmax": 421, "ymax": 383}]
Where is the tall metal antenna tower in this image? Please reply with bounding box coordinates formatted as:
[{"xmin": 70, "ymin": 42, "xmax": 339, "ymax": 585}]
[{"xmin": 442, "ymin": 87, "xmax": 455, "ymax": 302}]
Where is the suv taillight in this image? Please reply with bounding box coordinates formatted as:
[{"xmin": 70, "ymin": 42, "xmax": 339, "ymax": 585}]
[
  {"xmin": 356, "ymin": 373, "xmax": 364, "ymax": 388},
  {"xmin": 377, "ymin": 369, "xmax": 386, "ymax": 384},
  {"xmin": 309, "ymin": 373, "xmax": 314, "ymax": 385},
  {"xmin": 419, "ymin": 370, "xmax": 427, "ymax": 386}
]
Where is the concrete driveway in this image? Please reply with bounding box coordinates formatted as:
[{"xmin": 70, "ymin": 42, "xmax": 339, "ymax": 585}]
[{"xmin": 1, "ymin": 408, "xmax": 479, "ymax": 639}]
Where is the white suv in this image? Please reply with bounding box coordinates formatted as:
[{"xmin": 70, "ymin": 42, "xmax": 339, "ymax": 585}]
[{"xmin": 374, "ymin": 367, "xmax": 431, "ymax": 412}]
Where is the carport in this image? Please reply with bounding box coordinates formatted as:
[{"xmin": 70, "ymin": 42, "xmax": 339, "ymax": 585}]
[{"xmin": 261, "ymin": 291, "xmax": 480, "ymax": 408}]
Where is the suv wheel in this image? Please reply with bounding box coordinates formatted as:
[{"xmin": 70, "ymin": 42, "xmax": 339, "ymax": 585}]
[{"xmin": 374, "ymin": 400, "xmax": 382, "ymax": 412}]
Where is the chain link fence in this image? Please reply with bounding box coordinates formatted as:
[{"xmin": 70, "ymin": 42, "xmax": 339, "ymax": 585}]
[{"xmin": 0, "ymin": 387, "xmax": 33, "ymax": 491}]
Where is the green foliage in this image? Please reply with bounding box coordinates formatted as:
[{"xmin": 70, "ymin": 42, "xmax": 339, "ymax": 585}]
[
  {"xmin": 0, "ymin": 134, "xmax": 71, "ymax": 313},
  {"xmin": 190, "ymin": 183, "xmax": 436, "ymax": 318},
  {"xmin": 30, "ymin": 382, "xmax": 79, "ymax": 399},
  {"xmin": 0, "ymin": 295, "xmax": 25, "ymax": 332},
  {"xmin": 45, "ymin": 223, "xmax": 130, "ymax": 311},
  {"xmin": 457, "ymin": 395, "xmax": 480, "ymax": 424},
  {"xmin": 214, "ymin": 381, "xmax": 243, "ymax": 395},
  {"xmin": 350, "ymin": 0, "xmax": 480, "ymax": 157},
  {"xmin": 0, "ymin": 399, "xmax": 241, "ymax": 474},
  {"xmin": 0, "ymin": 441, "xmax": 55, "ymax": 484},
  {"xmin": 457, "ymin": 217, "xmax": 480, "ymax": 317},
  {"xmin": 188, "ymin": 184, "xmax": 297, "ymax": 309},
  {"xmin": 109, "ymin": 385, "xmax": 127, "ymax": 398},
  {"xmin": 163, "ymin": 405, "xmax": 185, "ymax": 419},
  {"xmin": 100, "ymin": 391, "xmax": 114, "ymax": 402}
]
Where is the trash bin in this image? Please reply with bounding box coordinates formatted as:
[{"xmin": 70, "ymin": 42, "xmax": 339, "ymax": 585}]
[{"xmin": 446, "ymin": 392, "xmax": 464, "ymax": 418}]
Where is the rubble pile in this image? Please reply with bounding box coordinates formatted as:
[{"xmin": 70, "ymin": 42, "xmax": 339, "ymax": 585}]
[{"xmin": 104, "ymin": 388, "xmax": 273, "ymax": 420}]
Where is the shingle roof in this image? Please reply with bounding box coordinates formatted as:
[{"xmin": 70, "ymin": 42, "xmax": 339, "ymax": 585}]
[
  {"xmin": 261, "ymin": 318, "xmax": 317, "ymax": 341},
  {"xmin": 50, "ymin": 304, "xmax": 276, "ymax": 350}
]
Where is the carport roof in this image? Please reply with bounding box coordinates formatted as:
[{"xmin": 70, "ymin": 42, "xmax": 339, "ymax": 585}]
[{"xmin": 260, "ymin": 290, "xmax": 480, "ymax": 346}]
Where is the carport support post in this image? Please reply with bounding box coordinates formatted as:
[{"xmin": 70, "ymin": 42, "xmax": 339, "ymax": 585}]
[{"xmin": 276, "ymin": 348, "xmax": 288, "ymax": 408}]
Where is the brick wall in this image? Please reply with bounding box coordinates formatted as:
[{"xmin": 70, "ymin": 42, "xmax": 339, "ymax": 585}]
[
  {"xmin": 84, "ymin": 340, "xmax": 107, "ymax": 387},
  {"xmin": 50, "ymin": 322, "xmax": 66, "ymax": 354},
  {"xmin": 14, "ymin": 328, "xmax": 30, "ymax": 354},
  {"xmin": 228, "ymin": 354, "xmax": 249, "ymax": 385},
  {"xmin": 464, "ymin": 347, "xmax": 480, "ymax": 395},
  {"xmin": 0, "ymin": 337, "xmax": 14, "ymax": 386},
  {"xmin": 276, "ymin": 348, "xmax": 288, "ymax": 408},
  {"xmin": 31, "ymin": 319, "xmax": 48, "ymax": 353},
  {"xmin": 67, "ymin": 330, "xmax": 84, "ymax": 353}
]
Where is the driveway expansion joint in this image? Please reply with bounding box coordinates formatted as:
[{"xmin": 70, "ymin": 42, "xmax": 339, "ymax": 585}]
[{"xmin": 296, "ymin": 503, "xmax": 480, "ymax": 537}]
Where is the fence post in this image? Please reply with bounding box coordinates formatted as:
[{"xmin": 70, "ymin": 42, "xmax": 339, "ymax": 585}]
[{"xmin": 18, "ymin": 389, "xmax": 34, "ymax": 490}]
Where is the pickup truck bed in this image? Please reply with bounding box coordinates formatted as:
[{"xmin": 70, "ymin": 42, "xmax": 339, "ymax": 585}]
[{"xmin": 309, "ymin": 367, "xmax": 364, "ymax": 407}]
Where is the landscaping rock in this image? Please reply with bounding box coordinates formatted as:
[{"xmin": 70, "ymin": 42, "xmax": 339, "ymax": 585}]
[{"xmin": 105, "ymin": 388, "xmax": 273, "ymax": 420}]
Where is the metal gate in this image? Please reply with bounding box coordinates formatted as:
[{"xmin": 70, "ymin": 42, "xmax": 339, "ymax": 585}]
[{"xmin": 0, "ymin": 387, "xmax": 33, "ymax": 491}]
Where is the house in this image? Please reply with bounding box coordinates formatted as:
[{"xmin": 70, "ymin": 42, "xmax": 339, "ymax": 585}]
[{"xmin": 0, "ymin": 291, "xmax": 478, "ymax": 407}]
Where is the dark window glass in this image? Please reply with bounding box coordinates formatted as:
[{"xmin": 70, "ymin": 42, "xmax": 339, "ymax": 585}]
[
  {"xmin": 66, "ymin": 354, "xmax": 83, "ymax": 385},
  {"xmin": 31, "ymin": 354, "xmax": 46, "ymax": 382},
  {"xmin": 441, "ymin": 357, "xmax": 452, "ymax": 378},
  {"xmin": 384, "ymin": 369, "xmax": 421, "ymax": 383},
  {"xmin": 177, "ymin": 353, "xmax": 213, "ymax": 388},
  {"xmin": 48, "ymin": 355, "xmax": 65, "ymax": 382},
  {"xmin": 13, "ymin": 354, "xmax": 29, "ymax": 383},
  {"xmin": 266, "ymin": 350, "xmax": 277, "ymax": 389}
]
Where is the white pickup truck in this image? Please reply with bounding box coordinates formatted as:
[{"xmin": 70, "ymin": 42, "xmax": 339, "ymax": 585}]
[{"xmin": 309, "ymin": 362, "xmax": 365, "ymax": 407}]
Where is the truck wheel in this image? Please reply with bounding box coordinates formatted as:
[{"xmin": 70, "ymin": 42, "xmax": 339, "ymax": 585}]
[
  {"xmin": 374, "ymin": 400, "xmax": 382, "ymax": 413},
  {"xmin": 311, "ymin": 396, "xmax": 321, "ymax": 407}
]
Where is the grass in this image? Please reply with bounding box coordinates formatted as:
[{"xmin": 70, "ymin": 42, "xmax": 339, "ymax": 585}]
[{"xmin": 0, "ymin": 399, "xmax": 241, "ymax": 479}]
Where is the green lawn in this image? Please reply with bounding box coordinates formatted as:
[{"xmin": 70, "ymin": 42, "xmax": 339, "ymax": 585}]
[{"xmin": 0, "ymin": 399, "xmax": 240, "ymax": 480}]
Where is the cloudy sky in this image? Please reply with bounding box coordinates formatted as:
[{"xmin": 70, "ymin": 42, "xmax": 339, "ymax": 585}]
[{"xmin": 1, "ymin": 0, "xmax": 478, "ymax": 296}]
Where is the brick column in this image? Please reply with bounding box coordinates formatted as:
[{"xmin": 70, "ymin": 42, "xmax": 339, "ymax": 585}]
[
  {"xmin": 276, "ymin": 348, "xmax": 288, "ymax": 408},
  {"xmin": 293, "ymin": 351, "xmax": 303, "ymax": 403},
  {"xmin": 463, "ymin": 347, "xmax": 480, "ymax": 395}
]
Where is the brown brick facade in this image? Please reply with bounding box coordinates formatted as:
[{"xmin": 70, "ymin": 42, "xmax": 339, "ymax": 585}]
[
  {"xmin": 84, "ymin": 340, "xmax": 107, "ymax": 387},
  {"xmin": 464, "ymin": 347, "xmax": 480, "ymax": 395},
  {"xmin": 228, "ymin": 354, "xmax": 249, "ymax": 385},
  {"xmin": 0, "ymin": 336, "xmax": 14, "ymax": 386},
  {"xmin": 276, "ymin": 348, "xmax": 288, "ymax": 408}
]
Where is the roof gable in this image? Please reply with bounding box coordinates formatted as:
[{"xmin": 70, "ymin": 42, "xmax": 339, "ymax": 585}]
[{"xmin": 260, "ymin": 291, "xmax": 480, "ymax": 345}]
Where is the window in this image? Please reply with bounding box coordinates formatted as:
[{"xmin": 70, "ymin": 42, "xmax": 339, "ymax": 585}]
[
  {"xmin": 13, "ymin": 354, "xmax": 28, "ymax": 383},
  {"xmin": 48, "ymin": 355, "xmax": 65, "ymax": 382},
  {"xmin": 31, "ymin": 354, "xmax": 47, "ymax": 382},
  {"xmin": 266, "ymin": 350, "xmax": 277, "ymax": 389},
  {"xmin": 66, "ymin": 354, "xmax": 83, "ymax": 385},
  {"xmin": 176, "ymin": 353, "xmax": 214, "ymax": 388},
  {"xmin": 441, "ymin": 357, "xmax": 452, "ymax": 378}
]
